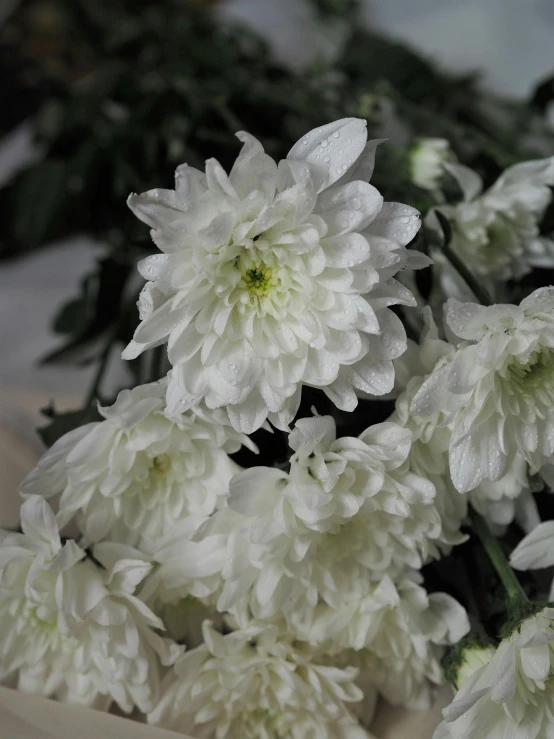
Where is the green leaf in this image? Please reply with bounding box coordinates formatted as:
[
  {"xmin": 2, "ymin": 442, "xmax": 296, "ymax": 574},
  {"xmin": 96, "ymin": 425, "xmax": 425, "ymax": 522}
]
[{"xmin": 42, "ymin": 256, "xmax": 131, "ymax": 365}]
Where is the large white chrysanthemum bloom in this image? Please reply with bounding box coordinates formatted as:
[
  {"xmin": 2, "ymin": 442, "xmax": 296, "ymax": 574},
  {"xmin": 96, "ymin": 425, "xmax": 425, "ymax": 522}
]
[
  {"xmin": 20, "ymin": 380, "xmax": 251, "ymax": 544},
  {"xmin": 393, "ymin": 310, "xmax": 532, "ymax": 530},
  {"xmin": 149, "ymin": 620, "xmax": 373, "ymax": 738},
  {"xmin": 307, "ymin": 576, "xmax": 469, "ymax": 710},
  {"xmin": 0, "ymin": 497, "xmax": 180, "ymax": 713},
  {"xmin": 435, "ymin": 608, "xmax": 554, "ymax": 739},
  {"xmin": 191, "ymin": 416, "xmax": 448, "ymax": 630},
  {"xmin": 435, "ymin": 157, "xmax": 554, "ymax": 283},
  {"xmin": 412, "ymin": 288, "xmax": 554, "ymax": 494},
  {"xmin": 122, "ymin": 118, "xmax": 427, "ymax": 433}
]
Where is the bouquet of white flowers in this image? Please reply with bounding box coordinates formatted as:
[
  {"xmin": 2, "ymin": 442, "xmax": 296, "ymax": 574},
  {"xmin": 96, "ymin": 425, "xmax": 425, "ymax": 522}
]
[
  {"xmin": 3, "ymin": 3, "xmax": 554, "ymax": 738},
  {"xmin": 4, "ymin": 111, "xmax": 554, "ymax": 738}
]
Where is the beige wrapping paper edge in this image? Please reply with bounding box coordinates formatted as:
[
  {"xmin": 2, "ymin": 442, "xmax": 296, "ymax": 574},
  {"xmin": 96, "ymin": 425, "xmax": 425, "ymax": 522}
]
[{"xmin": 0, "ymin": 388, "xmax": 451, "ymax": 739}]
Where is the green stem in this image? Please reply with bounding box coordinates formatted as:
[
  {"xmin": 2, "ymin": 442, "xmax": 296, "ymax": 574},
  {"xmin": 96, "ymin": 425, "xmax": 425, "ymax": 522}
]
[
  {"xmin": 85, "ymin": 330, "xmax": 117, "ymax": 407},
  {"xmin": 469, "ymin": 507, "xmax": 528, "ymax": 606},
  {"xmin": 443, "ymin": 243, "xmax": 493, "ymax": 307}
]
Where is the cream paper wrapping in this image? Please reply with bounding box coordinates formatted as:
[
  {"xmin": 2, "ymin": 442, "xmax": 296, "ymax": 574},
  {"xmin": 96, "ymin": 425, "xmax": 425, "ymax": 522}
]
[{"xmin": 0, "ymin": 388, "xmax": 450, "ymax": 739}]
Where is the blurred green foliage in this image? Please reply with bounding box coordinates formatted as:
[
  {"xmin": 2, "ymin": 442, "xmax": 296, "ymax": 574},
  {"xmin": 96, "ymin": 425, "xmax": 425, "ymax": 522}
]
[{"xmin": 1, "ymin": 0, "xmax": 553, "ymax": 442}]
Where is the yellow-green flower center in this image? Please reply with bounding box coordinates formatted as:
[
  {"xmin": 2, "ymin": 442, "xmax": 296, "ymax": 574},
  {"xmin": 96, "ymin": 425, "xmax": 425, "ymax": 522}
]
[
  {"xmin": 244, "ymin": 266, "xmax": 273, "ymax": 295},
  {"xmin": 152, "ymin": 454, "xmax": 171, "ymax": 475},
  {"xmin": 243, "ymin": 708, "xmax": 291, "ymax": 737},
  {"xmin": 508, "ymin": 349, "xmax": 554, "ymax": 405}
]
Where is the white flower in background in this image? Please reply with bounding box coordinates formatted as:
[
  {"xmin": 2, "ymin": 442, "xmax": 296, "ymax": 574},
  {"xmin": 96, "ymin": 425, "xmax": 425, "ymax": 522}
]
[
  {"xmin": 409, "ymin": 138, "xmax": 451, "ymax": 191},
  {"xmin": 511, "ymin": 520, "xmax": 554, "ymax": 599},
  {"xmin": 197, "ymin": 416, "xmax": 445, "ymax": 631},
  {"xmin": 123, "ymin": 118, "xmax": 427, "ymax": 433},
  {"xmin": 412, "ymin": 288, "xmax": 554, "ymax": 493},
  {"xmin": 20, "ymin": 380, "xmax": 251, "ymax": 544},
  {"xmin": 435, "ymin": 608, "xmax": 554, "ymax": 739},
  {"xmin": 309, "ymin": 577, "xmax": 469, "ymax": 710},
  {"xmin": 149, "ymin": 620, "xmax": 372, "ymax": 738},
  {"xmin": 0, "ymin": 497, "xmax": 180, "ymax": 713},
  {"xmin": 436, "ymin": 157, "xmax": 554, "ymax": 283},
  {"xmin": 393, "ymin": 310, "xmax": 532, "ymax": 530}
]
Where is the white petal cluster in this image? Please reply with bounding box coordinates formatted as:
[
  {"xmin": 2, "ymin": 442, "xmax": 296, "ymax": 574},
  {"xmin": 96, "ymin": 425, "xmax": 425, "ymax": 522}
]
[
  {"xmin": 392, "ymin": 310, "xmax": 531, "ymax": 530},
  {"xmin": 308, "ymin": 577, "xmax": 469, "ymax": 710},
  {"xmin": 435, "ymin": 608, "xmax": 554, "ymax": 739},
  {"xmin": 123, "ymin": 118, "xmax": 426, "ymax": 433},
  {"xmin": 412, "ymin": 288, "xmax": 554, "ymax": 494},
  {"xmin": 436, "ymin": 157, "xmax": 554, "ymax": 283},
  {"xmin": 149, "ymin": 620, "xmax": 373, "ymax": 739},
  {"xmin": 0, "ymin": 497, "xmax": 180, "ymax": 712},
  {"xmin": 157, "ymin": 414, "xmax": 470, "ymax": 706},
  {"xmin": 21, "ymin": 380, "xmax": 249, "ymax": 544},
  {"xmin": 204, "ymin": 416, "xmax": 443, "ymax": 620}
]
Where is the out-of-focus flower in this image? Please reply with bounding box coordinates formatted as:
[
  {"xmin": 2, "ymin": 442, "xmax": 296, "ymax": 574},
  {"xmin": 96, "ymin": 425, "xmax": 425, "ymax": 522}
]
[
  {"xmin": 123, "ymin": 118, "xmax": 427, "ymax": 433},
  {"xmin": 436, "ymin": 157, "xmax": 554, "ymax": 283},
  {"xmin": 148, "ymin": 620, "xmax": 372, "ymax": 738},
  {"xmin": 20, "ymin": 380, "xmax": 250, "ymax": 544},
  {"xmin": 0, "ymin": 497, "xmax": 180, "ymax": 713},
  {"xmin": 409, "ymin": 138, "xmax": 451, "ymax": 191}
]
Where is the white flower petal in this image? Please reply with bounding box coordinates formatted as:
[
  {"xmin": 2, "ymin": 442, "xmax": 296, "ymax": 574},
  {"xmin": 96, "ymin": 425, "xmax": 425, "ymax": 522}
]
[{"xmin": 287, "ymin": 118, "xmax": 368, "ymax": 191}]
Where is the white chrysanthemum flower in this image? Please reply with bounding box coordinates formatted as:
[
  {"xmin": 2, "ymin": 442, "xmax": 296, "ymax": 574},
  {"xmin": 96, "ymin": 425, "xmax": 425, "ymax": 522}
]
[
  {"xmin": 0, "ymin": 497, "xmax": 180, "ymax": 713},
  {"xmin": 409, "ymin": 138, "xmax": 451, "ymax": 191},
  {"xmin": 435, "ymin": 608, "xmax": 554, "ymax": 739},
  {"xmin": 307, "ymin": 576, "xmax": 469, "ymax": 710},
  {"xmin": 393, "ymin": 309, "xmax": 531, "ymax": 529},
  {"xmin": 20, "ymin": 380, "xmax": 251, "ymax": 544},
  {"xmin": 149, "ymin": 620, "xmax": 372, "ymax": 738},
  {"xmin": 435, "ymin": 157, "xmax": 554, "ymax": 283},
  {"xmin": 193, "ymin": 416, "xmax": 446, "ymax": 632},
  {"xmin": 122, "ymin": 118, "xmax": 427, "ymax": 433},
  {"xmin": 412, "ymin": 288, "xmax": 554, "ymax": 494}
]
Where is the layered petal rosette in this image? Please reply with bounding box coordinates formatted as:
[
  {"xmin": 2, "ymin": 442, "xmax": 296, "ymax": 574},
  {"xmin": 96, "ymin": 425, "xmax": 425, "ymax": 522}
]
[
  {"xmin": 435, "ymin": 608, "xmax": 554, "ymax": 739},
  {"xmin": 149, "ymin": 620, "xmax": 373, "ymax": 738},
  {"xmin": 412, "ymin": 288, "xmax": 554, "ymax": 493},
  {"xmin": 0, "ymin": 497, "xmax": 180, "ymax": 713},
  {"xmin": 187, "ymin": 416, "xmax": 447, "ymax": 633},
  {"xmin": 20, "ymin": 380, "xmax": 251, "ymax": 544},
  {"xmin": 123, "ymin": 118, "xmax": 426, "ymax": 432}
]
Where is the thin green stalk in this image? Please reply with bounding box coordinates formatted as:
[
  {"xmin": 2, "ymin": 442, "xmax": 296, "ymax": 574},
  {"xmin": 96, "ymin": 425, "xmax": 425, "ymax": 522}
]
[
  {"xmin": 469, "ymin": 507, "xmax": 528, "ymax": 606},
  {"xmin": 84, "ymin": 330, "xmax": 117, "ymax": 407},
  {"xmin": 443, "ymin": 243, "xmax": 493, "ymax": 307}
]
